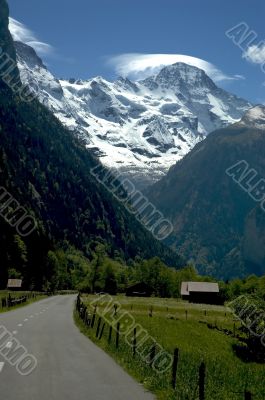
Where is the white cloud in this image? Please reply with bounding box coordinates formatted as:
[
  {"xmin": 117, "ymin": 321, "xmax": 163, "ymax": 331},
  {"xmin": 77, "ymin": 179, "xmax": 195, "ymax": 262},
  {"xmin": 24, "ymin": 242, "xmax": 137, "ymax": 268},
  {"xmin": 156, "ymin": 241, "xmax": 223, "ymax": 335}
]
[
  {"xmin": 234, "ymin": 74, "xmax": 246, "ymax": 80},
  {"xmin": 8, "ymin": 17, "xmax": 53, "ymax": 57},
  {"xmin": 107, "ymin": 53, "xmax": 244, "ymax": 82},
  {"xmin": 243, "ymin": 44, "xmax": 265, "ymax": 64}
]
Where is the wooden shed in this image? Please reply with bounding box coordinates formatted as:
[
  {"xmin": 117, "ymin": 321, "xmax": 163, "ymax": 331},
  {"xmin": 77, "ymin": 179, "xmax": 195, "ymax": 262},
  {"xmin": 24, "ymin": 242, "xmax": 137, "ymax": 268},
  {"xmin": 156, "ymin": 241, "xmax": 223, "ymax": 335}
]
[
  {"xmin": 181, "ymin": 281, "xmax": 220, "ymax": 304},
  {"xmin": 126, "ymin": 282, "xmax": 153, "ymax": 297},
  {"xmin": 7, "ymin": 279, "xmax": 23, "ymax": 290}
]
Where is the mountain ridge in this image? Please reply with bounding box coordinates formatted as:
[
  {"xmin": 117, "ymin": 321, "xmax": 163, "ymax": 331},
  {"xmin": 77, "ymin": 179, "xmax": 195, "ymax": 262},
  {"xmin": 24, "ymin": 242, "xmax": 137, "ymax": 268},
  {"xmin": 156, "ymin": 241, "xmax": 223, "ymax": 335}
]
[
  {"xmin": 147, "ymin": 105, "xmax": 265, "ymax": 279},
  {"xmin": 14, "ymin": 39, "xmax": 252, "ymax": 188}
]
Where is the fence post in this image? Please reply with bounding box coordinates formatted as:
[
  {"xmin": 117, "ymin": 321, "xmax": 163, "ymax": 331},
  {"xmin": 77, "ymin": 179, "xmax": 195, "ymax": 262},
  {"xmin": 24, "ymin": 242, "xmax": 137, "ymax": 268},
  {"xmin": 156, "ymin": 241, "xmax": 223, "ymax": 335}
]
[
  {"xmin": 85, "ymin": 311, "xmax": 89, "ymax": 326},
  {"xmin": 172, "ymin": 348, "xmax": 179, "ymax": 389},
  {"xmin": 199, "ymin": 362, "xmax": 206, "ymax": 400},
  {"xmin": 116, "ymin": 322, "xmax": 120, "ymax": 349},
  {"xmin": 76, "ymin": 294, "xmax": 80, "ymax": 311},
  {"xmin": 114, "ymin": 304, "xmax": 118, "ymax": 317},
  {"xmin": 82, "ymin": 306, "xmax": 87, "ymax": 321},
  {"xmin": 133, "ymin": 327, "xmax": 137, "ymax": 356},
  {"xmin": 99, "ymin": 323, "xmax": 105, "ymax": 340},
  {"xmin": 96, "ymin": 317, "xmax": 102, "ymax": 338},
  {"xmin": 149, "ymin": 345, "xmax": 156, "ymax": 366},
  {"xmin": 185, "ymin": 310, "xmax": 188, "ymax": 320},
  {"xmin": 86, "ymin": 312, "xmax": 91, "ymax": 326},
  {"xmin": 91, "ymin": 311, "xmax": 96, "ymax": 328},
  {"xmin": 244, "ymin": 391, "xmax": 252, "ymax": 400},
  {"xmin": 108, "ymin": 325, "xmax": 113, "ymax": 344}
]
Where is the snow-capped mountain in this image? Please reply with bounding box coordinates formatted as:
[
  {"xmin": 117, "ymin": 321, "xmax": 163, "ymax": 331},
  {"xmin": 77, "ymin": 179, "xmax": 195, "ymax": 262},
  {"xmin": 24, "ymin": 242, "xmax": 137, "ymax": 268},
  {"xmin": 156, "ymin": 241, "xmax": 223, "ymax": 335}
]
[
  {"xmin": 15, "ymin": 41, "xmax": 252, "ymax": 188},
  {"xmin": 240, "ymin": 105, "xmax": 265, "ymax": 130}
]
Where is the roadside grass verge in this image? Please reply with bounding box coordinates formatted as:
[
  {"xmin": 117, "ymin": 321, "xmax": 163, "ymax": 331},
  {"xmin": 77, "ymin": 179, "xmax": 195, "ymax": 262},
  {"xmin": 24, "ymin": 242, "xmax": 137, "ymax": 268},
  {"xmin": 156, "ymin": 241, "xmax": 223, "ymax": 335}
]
[{"xmin": 0, "ymin": 291, "xmax": 48, "ymax": 313}]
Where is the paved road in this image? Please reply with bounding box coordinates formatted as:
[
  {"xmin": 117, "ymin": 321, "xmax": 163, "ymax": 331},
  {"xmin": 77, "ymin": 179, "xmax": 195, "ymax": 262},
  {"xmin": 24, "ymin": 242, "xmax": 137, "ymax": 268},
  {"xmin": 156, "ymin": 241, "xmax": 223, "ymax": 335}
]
[{"xmin": 0, "ymin": 295, "xmax": 154, "ymax": 400}]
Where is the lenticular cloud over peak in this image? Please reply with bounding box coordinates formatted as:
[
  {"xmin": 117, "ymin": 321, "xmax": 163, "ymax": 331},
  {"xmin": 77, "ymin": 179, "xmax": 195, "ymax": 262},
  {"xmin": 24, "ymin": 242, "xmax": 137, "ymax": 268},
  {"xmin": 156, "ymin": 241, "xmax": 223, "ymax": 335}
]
[
  {"xmin": 108, "ymin": 53, "xmax": 242, "ymax": 83},
  {"xmin": 9, "ymin": 17, "xmax": 53, "ymax": 57}
]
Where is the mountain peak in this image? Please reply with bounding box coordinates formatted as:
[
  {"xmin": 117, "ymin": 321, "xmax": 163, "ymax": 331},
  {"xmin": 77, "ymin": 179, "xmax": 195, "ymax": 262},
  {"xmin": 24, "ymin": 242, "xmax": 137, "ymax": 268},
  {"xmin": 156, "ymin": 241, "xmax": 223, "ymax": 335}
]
[
  {"xmin": 140, "ymin": 62, "xmax": 216, "ymax": 93},
  {"xmin": 160, "ymin": 61, "xmax": 207, "ymax": 76},
  {"xmin": 159, "ymin": 62, "xmax": 216, "ymax": 87},
  {"xmin": 115, "ymin": 76, "xmax": 139, "ymax": 92},
  {"xmin": 15, "ymin": 41, "xmax": 46, "ymax": 70},
  {"xmin": 240, "ymin": 105, "xmax": 265, "ymax": 130}
]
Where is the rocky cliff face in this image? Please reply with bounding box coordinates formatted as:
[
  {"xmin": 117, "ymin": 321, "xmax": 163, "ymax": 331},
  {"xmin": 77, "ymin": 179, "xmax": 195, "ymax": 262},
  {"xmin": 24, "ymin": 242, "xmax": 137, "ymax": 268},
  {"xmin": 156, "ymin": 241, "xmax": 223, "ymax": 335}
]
[{"xmin": 0, "ymin": 0, "xmax": 20, "ymax": 83}]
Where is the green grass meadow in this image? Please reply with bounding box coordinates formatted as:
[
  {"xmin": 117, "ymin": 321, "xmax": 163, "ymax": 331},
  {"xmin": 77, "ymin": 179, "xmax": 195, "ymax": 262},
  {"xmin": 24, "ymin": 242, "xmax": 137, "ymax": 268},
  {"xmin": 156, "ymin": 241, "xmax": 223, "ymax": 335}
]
[{"xmin": 75, "ymin": 295, "xmax": 265, "ymax": 400}]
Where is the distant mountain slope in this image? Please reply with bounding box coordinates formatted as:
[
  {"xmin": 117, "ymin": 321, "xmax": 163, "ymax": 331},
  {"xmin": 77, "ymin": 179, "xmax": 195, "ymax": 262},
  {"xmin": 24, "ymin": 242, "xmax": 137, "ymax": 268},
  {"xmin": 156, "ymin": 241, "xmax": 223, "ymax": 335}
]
[
  {"xmin": 14, "ymin": 39, "xmax": 251, "ymax": 188},
  {"xmin": 147, "ymin": 106, "xmax": 265, "ymax": 279},
  {"xmin": 0, "ymin": 0, "xmax": 181, "ymax": 289}
]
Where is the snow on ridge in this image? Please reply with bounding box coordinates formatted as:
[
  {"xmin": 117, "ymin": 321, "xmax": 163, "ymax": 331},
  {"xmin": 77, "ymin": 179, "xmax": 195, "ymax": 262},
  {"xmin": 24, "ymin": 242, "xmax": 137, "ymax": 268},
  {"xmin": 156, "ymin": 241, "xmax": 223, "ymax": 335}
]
[
  {"xmin": 14, "ymin": 41, "xmax": 252, "ymax": 188},
  {"xmin": 240, "ymin": 105, "xmax": 265, "ymax": 130}
]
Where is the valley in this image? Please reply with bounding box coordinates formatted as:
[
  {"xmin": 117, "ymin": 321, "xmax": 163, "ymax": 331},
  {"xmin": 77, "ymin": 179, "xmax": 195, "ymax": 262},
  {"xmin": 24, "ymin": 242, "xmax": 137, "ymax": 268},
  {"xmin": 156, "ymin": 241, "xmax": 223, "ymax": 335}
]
[{"xmin": 0, "ymin": 1, "xmax": 265, "ymax": 399}]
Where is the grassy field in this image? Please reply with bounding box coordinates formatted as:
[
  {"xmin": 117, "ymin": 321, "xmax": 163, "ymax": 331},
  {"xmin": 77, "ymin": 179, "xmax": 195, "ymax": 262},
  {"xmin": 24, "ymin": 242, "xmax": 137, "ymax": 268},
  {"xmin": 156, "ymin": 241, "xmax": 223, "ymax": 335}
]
[
  {"xmin": 75, "ymin": 295, "xmax": 265, "ymax": 400},
  {"xmin": 0, "ymin": 291, "xmax": 47, "ymax": 312}
]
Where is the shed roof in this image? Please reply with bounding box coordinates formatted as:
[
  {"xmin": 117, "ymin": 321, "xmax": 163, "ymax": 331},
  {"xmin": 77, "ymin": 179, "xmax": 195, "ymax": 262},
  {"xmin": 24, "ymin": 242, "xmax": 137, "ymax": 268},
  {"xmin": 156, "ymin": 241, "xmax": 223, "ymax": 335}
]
[
  {"xmin": 7, "ymin": 279, "xmax": 22, "ymax": 288},
  {"xmin": 181, "ymin": 281, "xmax": 219, "ymax": 296},
  {"xmin": 126, "ymin": 282, "xmax": 152, "ymax": 291}
]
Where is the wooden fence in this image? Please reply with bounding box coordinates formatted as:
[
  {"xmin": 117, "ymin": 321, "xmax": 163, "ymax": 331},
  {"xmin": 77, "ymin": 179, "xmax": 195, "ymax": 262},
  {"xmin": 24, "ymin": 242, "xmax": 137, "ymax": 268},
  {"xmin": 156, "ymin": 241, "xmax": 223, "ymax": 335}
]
[{"xmin": 0, "ymin": 292, "xmax": 43, "ymax": 309}]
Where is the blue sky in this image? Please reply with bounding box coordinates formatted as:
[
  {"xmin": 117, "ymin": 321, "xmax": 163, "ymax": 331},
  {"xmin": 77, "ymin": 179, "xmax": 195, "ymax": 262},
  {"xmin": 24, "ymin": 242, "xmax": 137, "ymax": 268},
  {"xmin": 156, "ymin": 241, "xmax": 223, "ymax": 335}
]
[{"xmin": 7, "ymin": 0, "xmax": 265, "ymax": 103}]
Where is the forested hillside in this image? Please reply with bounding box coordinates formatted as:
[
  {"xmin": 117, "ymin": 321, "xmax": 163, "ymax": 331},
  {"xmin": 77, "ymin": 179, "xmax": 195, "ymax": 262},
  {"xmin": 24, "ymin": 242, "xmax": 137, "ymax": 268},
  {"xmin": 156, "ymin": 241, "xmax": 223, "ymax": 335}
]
[{"xmin": 147, "ymin": 117, "xmax": 265, "ymax": 279}]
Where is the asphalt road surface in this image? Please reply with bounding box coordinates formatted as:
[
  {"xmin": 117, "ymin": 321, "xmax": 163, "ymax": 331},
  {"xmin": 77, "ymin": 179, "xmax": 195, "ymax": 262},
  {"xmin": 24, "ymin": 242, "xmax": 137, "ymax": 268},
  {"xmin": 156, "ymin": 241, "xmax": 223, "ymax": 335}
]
[{"xmin": 0, "ymin": 295, "xmax": 154, "ymax": 400}]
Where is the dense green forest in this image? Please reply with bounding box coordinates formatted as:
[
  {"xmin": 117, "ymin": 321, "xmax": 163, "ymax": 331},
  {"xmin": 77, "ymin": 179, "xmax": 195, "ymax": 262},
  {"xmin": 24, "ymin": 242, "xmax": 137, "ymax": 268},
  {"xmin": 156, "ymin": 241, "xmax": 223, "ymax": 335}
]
[{"xmin": 5, "ymin": 233, "xmax": 265, "ymax": 301}]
